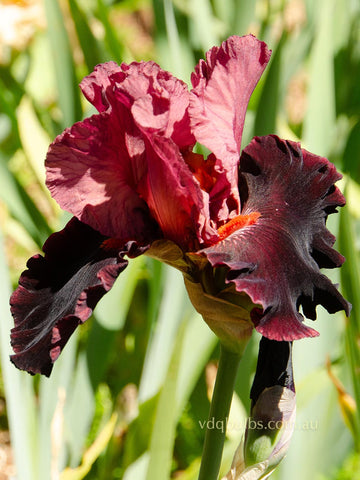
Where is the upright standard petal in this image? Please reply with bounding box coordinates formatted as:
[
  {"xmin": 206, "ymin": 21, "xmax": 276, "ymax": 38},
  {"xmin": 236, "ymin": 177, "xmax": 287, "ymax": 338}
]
[
  {"xmin": 81, "ymin": 61, "xmax": 195, "ymax": 148},
  {"xmin": 47, "ymin": 60, "xmax": 213, "ymax": 250},
  {"xmin": 189, "ymin": 35, "xmax": 271, "ymax": 221},
  {"xmin": 136, "ymin": 136, "xmax": 218, "ymax": 249},
  {"xmin": 201, "ymin": 135, "xmax": 351, "ymax": 341},
  {"xmin": 108, "ymin": 61, "xmax": 215, "ymax": 247},
  {"xmin": 46, "ymin": 112, "xmax": 159, "ymax": 243},
  {"xmin": 10, "ymin": 218, "xmax": 148, "ymax": 376},
  {"xmin": 79, "ymin": 61, "xmax": 122, "ymax": 113}
]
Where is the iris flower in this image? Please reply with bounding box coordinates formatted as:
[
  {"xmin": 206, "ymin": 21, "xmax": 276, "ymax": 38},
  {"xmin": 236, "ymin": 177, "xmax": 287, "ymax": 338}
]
[{"xmin": 10, "ymin": 34, "xmax": 350, "ymax": 377}]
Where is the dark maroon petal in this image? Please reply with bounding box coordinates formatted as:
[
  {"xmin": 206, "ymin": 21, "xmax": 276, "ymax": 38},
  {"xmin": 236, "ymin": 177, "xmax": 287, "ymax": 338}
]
[
  {"xmin": 250, "ymin": 338, "xmax": 294, "ymax": 406},
  {"xmin": 10, "ymin": 217, "xmax": 148, "ymax": 376},
  {"xmin": 201, "ymin": 135, "xmax": 351, "ymax": 341}
]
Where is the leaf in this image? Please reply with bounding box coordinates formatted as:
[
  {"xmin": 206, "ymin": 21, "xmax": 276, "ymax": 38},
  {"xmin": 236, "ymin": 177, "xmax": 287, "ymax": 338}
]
[
  {"xmin": 68, "ymin": 0, "xmax": 104, "ymax": 71},
  {"xmin": 0, "ymin": 153, "xmax": 52, "ymax": 247},
  {"xmin": 302, "ymin": 0, "xmax": 336, "ymax": 156},
  {"xmin": 44, "ymin": 0, "xmax": 82, "ymax": 129},
  {"xmin": 138, "ymin": 266, "xmax": 189, "ymax": 403},
  {"xmin": 212, "ymin": 0, "xmax": 233, "ymax": 30},
  {"xmin": 123, "ymin": 276, "xmax": 216, "ymax": 472},
  {"xmin": 152, "ymin": 0, "xmax": 194, "ymax": 81},
  {"xmin": 0, "ymin": 231, "xmax": 39, "ymax": 480},
  {"xmin": 17, "ymin": 96, "xmax": 51, "ymax": 186},
  {"xmin": 37, "ymin": 334, "xmax": 80, "ymax": 478},
  {"xmin": 343, "ymin": 120, "xmax": 360, "ymax": 184},
  {"xmin": 0, "ymin": 72, "xmax": 22, "ymax": 152},
  {"xmin": 96, "ymin": 0, "xmax": 124, "ymax": 65},
  {"xmin": 232, "ymin": 0, "xmax": 256, "ymax": 36},
  {"xmin": 145, "ymin": 320, "xmax": 187, "ymax": 480},
  {"xmin": 63, "ymin": 353, "xmax": 97, "ymax": 466},
  {"xmin": 144, "ymin": 312, "xmax": 217, "ymax": 480},
  {"xmin": 95, "ymin": 256, "xmax": 145, "ymax": 331},
  {"xmin": 188, "ymin": 0, "xmax": 220, "ymax": 52},
  {"xmin": 254, "ymin": 33, "xmax": 285, "ymax": 137},
  {"xmin": 122, "ymin": 394, "xmax": 159, "ymax": 470},
  {"xmin": 123, "ymin": 453, "xmax": 150, "ymax": 480},
  {"xmin": 338, "ymin": 192, "xmax": 360, "ymax": 447},
  {"xmin": 60, "ymin": 413, "xmax": 118, "ymax": 480},
  {"xmin": 326, "ymin": 358, "xmax": 358, "ymax": 440},
  {"xmin": 175, "ymin": 312, "xmax": 217, "ymax": 414}
]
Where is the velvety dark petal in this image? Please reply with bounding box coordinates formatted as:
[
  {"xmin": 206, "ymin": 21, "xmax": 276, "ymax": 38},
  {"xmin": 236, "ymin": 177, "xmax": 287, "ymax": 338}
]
[
  {"xmin": 250, "ymin": 338, "xmax": 294, "ymax": 406},
  {"xmin": 10, "ymin": 217, "xmax": 148, "ymax": 376},
  {"xmin": 189, "ymin": 35, "xmax": 271, "ymax": 221},
  {"xmin": 201, "ymin": 135, "xmax": 351, "ymax": 341}
]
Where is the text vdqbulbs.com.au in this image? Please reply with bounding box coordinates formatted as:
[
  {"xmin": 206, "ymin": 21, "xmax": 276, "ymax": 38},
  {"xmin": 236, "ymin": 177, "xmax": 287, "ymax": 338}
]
[{"xmin": 198, "ymin": 418, "xmax": 319, "ymax": 434}]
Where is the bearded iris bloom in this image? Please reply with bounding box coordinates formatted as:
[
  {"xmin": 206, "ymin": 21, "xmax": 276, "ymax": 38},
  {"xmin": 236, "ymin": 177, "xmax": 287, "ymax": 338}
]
[{"xmin": 10, "ymin": 34, "xmax": 350, "ymax": 380}]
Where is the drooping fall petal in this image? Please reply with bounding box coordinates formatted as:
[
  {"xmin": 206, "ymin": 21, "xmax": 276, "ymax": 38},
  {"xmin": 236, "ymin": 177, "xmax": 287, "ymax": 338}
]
[
  {"xmin": 201, "ymin": 135, "xmax": 351, "ymax": 341},
  {"xmin": 10, "ymin": 218, "xmax": 147, "ymax": 376}
]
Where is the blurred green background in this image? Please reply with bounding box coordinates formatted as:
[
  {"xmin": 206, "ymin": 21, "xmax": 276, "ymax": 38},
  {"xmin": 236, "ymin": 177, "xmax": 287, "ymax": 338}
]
[{"xmin": 0, "ymin": 0, "xmax": 360, "ymax": 479}]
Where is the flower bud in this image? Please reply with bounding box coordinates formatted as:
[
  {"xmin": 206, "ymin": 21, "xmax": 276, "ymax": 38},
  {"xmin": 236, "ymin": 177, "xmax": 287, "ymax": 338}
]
[
  {"xmin": 223, "ymin": 338, "xmax": 296, "ymax": 479},
  {"xmin": 244, "ymin": 385, "xmax": 296, "ymax": 474}
]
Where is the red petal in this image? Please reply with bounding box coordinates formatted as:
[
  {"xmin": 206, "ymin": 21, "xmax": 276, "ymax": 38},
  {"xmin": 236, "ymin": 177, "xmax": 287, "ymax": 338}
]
[
  {"xmin": 46, "ymin": 112, "xmax": 159, "ymax": 243},
  {"xmin": 189, "ymin": 35, "xmax": 271, "ymax": 221},
  {"xmin": 201, "ymin": 135, "xmax": 350, "ymax": 341},
  {"xmin": 81, "ymin": 60, "xmax": 195, "ymax": 148},
  {"xmin": 10, "ymin": 218, "xmax": 147, "ymax": 376},
  {"xmin": 80, "ymin": 61, "xmax": 123, "ymax": 113},
  {"xmin": 47, "ymin": 60, "xmax": 215, "ymax": 249},
  {"xmin": 137, "ymin": 136, "xmax": 218, "ymax": 249}
]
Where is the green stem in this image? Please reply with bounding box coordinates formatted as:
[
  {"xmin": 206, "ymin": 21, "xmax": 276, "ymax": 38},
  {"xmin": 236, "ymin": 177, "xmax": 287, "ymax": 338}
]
[{"xmin": 198, "ymin": 344, "xmax": 242, "ymax": 480}]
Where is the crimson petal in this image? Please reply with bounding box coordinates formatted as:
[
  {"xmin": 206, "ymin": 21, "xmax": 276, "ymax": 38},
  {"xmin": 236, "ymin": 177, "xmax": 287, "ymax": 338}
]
[
  {"xmin": 81, "ymin": 61, "xmax": 195, "ymax": 148},
  {"xmin": 10, "ymin": 218, "xmax": 148, "ymax": 376},
  {"xmin": 201, "ymin": 135, "xmax": 351, "ymax": 341},
  {"xmin": 46, "ymin": 112, "xmax": 160, "ymax": 244},
  {"xmin": 46, "ymin": 60, "xmax": 212, "ymax": 249},
  {"xmin": 190, "ymin": 35, "xmax": 271, "ymax": 222}
]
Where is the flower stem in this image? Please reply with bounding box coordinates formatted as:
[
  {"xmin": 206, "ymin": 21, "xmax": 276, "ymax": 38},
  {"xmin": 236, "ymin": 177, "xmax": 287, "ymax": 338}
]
[{"xmin": 198, "ymin": 344, "xmax": 242, "ymax": 480}]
